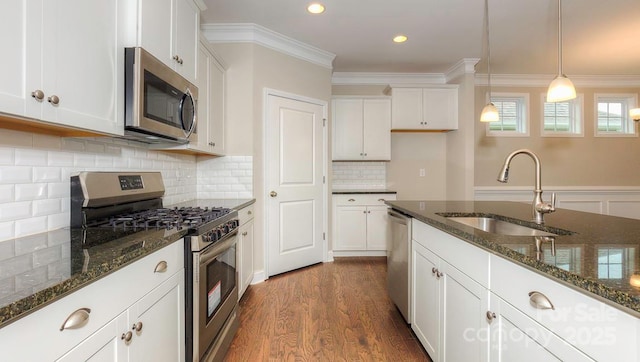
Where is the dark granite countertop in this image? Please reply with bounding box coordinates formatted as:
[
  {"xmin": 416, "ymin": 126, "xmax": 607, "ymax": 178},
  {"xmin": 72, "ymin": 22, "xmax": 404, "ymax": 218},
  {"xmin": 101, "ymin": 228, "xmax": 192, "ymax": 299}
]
[
  {"xmin": 0, "ymin": 227, "xmax": 187, "ymax": 328},
  {"xmin": 386, "ymin": 200, "xmax": 640, "ymax": 317},
  {"xmin": 332, "ymin": 189, "xmax": 397, "ymax": 195}
]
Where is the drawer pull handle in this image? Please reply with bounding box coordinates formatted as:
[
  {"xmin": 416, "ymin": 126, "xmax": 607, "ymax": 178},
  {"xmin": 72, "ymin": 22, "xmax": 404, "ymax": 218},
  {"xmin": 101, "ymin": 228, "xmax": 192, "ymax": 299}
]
[
  {"xmin": 348, "ymin": 198, "xmax": 355, "ymax": 202},
  {"xmin": 60, "ymin": 308, "xmax": 91, "ymax": 331},
  {"xmin": 154, "ymin": 261, "xmax": 168, "ymax": 273},
  {"xmin": 528, "ymin": 291, "xmax": 555, "ymax": 310},
  {"xmin": 378, "ymin": 198, "xmax": 385, "ymax": 202}
]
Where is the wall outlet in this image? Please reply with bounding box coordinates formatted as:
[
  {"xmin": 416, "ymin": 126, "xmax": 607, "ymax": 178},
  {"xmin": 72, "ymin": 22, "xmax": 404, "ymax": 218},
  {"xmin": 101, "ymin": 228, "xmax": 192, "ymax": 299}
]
[{"xmin": 419, "ymin": 168, "xmax": 426, "ymax": 177}]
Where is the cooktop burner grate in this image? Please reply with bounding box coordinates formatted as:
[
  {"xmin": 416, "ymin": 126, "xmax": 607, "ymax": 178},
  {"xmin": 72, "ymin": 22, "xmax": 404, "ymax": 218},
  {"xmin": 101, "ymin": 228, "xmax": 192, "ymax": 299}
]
[{"xmin": 85, "ymin": 207, "xmax": 233, "ymax": 231}]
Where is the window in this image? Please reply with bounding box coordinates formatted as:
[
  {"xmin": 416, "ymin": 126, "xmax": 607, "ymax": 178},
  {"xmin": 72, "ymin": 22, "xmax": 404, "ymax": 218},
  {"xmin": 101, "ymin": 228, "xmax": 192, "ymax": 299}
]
[
  {"xmin": 594, "ymin": 94, "xmax": 638, "ymax": 137},
  {"xmin": 541, "ymin": 94, "xmax": 583, "ymax": 137},
  {"xmin": 486, "ymin": 93, "xmax": 529, "ymax": 137}
]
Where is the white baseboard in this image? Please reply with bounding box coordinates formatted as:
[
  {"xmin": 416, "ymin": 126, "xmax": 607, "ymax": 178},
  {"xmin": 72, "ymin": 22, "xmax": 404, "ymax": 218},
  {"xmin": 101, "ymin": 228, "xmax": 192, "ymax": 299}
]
[
  {"xmin": 332, "ymin": 250, "xmax": 388, "ymax": 257},
  {"xmin": 474, "ymin": 186, "xmax": 640, "ymax": 220},
  {"xmin": 249, "ymin": 270, "xmax": 267, "ymax": 285}
]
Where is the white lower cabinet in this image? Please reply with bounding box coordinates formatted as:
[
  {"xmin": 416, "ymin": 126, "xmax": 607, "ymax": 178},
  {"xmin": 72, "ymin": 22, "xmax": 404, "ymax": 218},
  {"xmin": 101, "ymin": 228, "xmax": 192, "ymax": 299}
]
[
  {"xmin": 0, "ymin": 240, "xmax": 185, "ymax": 362},
  {"xmin": 237, "ymin": 204, "xmax": 255, "ymax": 299},
  {"xmin": 412, "ymin": 239, "xmax": 489, "ymax": 362},
  {"xmin": 411, "ymin": 219, "xmax": 640, "ymax": 362},
  {"xmin": 488, "ymin": 292, "xmax": 592, "ymax": 362},
  {"xmin": 332, "ymin": 194, "xmax": 397, "ymax": 254},
  {"xmin": 57, "ymin": 271, "xmax": 184, "ymax": 362}
]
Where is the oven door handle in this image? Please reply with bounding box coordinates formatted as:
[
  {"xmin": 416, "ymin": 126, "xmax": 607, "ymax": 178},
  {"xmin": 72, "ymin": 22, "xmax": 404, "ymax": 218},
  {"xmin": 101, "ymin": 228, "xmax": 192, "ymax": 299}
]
[{"xmin": 199, "ymin": 230, "xmax": 238, "ymax": 265}]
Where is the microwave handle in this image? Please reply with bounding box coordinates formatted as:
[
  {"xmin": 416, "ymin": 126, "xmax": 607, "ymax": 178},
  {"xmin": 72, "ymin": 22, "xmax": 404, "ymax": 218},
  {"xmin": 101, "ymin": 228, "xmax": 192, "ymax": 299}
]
[{"xmin": 181, "ymin": 89, "xmax": 197, "ymax": 140}]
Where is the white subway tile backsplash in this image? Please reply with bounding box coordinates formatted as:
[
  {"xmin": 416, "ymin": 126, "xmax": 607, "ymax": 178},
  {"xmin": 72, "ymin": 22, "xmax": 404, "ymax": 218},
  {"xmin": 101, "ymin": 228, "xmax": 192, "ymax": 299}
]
[
  {"xmin": 33, "ymin": 199, "xmax": 61, "ymax": 216},
  {"xmin": 0, "ymin": 130, "xmax": 32, "ymax": 148},
  {"xmin": 33, "ymin": 167, "xmax": 61, "ymax": 182},
  {"xmin": 15, "ymin": 149, "xmax": 47, "ymax": 166},
  {"xmin": 0, "ymin": 129, "xmax": 253, "ymax": 241},
  {"xmin": 0, "ymin": 201, "xmax": 31, "ymax": 222},
  {"xmin": 0, "ymin": 167, "xmax": 32, "ymax": 184},
  {"xmin": 15, "ymin": 183, "xmax": 47, "ymax": 201},
  {"xmin": 0, "ymin": 223, "xmax": 14, "ymax": 242},
  {"xmin": 0, "ymin": 148, "xmax": 14, "ymax": 165},
  {"xmin": 48, "ymin": 151, "xmax": 74, "ymax": 167},
  {"xmin": 0, "ymin": 185, "xmax": 14, "ymax": 203},
  {"xmin": 332, "ymin": 162, "xmax": 387, "ymax": 190},
  {"xmin": 15, "ymin": 216, "xmax": 48, "ymax": 238}
]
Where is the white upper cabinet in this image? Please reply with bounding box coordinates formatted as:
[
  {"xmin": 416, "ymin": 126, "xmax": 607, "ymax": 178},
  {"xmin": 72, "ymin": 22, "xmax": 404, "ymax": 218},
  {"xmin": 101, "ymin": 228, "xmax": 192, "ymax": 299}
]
[
  {"xmin": 332, "ymin": 97, "xmax": 391, "ymax": 161},
  {"xmin": 136, "ymin": 0, "xmax": 201, "ymax": 84},
  {"xmin": 0, "ymin": 0, "xmax": 126, "ymax": 136},
  {"xmin": 391, "ymin": 87, "xmax": 458, "ymax": 130}
]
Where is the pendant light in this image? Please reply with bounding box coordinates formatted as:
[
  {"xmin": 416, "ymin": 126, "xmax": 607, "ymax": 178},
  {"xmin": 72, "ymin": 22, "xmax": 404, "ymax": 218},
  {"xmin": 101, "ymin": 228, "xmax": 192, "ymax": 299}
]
[
  {"xmin": 480, "ymin": 0, "xmax": 499, "ymax": 122},
  {"xmin": 630, "ymin": 108, "xmax": 640, "ymax": 122},
  {"xmin": 546, "ymin": 0, "xmax": 576, "ymax": 102}
]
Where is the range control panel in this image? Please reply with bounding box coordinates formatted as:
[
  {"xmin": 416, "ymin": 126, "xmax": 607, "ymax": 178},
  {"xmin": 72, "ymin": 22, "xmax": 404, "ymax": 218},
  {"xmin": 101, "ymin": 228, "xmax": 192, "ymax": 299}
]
[{"xmin": 118, "ymin": 175, "xmax": 144, "ymax": 190}]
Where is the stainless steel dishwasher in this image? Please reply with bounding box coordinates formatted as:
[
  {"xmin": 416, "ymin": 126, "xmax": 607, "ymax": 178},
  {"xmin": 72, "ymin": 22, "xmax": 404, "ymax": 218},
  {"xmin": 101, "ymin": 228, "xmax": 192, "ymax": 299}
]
[{"xmin": 387, "ymin": 209, "xmax": 412, "ymax": 324}]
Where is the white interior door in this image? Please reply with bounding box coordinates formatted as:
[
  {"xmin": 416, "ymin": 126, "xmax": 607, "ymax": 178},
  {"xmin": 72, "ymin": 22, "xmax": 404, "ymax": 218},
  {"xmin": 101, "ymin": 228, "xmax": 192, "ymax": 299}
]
[{"xmin": 266, "ymin": 93, "xmax": 326, "ymax": 276}]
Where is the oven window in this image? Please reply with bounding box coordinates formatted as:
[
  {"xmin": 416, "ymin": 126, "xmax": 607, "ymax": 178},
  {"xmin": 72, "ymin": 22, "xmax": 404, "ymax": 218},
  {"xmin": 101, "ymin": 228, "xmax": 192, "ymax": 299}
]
[
  {"xmin": 205, "ymin": 244, "xmax": 236, "ymax": 323},
  {"xmin": 143, "ymin": 70, "xmax": 184, "ymax": 128}
]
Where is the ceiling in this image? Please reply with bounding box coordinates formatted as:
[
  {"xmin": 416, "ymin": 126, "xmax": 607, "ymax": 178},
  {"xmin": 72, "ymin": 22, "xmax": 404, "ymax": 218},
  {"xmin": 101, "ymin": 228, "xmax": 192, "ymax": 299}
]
[{"xmin": 201, "ymin": 0, "xmax": 640, "ymax": 77}]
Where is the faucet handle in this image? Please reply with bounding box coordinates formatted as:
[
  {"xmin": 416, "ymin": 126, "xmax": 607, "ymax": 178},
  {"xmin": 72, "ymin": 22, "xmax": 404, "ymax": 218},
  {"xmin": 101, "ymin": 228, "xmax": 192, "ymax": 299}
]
[{"xmin": 550, "ymin": 192, "xmax": 556, "ymax": 211}]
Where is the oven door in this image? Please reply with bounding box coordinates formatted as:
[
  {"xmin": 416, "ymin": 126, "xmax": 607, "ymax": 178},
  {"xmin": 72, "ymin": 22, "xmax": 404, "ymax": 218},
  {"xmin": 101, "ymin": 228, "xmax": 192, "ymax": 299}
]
[{"xmin": 194, "ymin": 231, "xmax": 238, "ymax": 361}]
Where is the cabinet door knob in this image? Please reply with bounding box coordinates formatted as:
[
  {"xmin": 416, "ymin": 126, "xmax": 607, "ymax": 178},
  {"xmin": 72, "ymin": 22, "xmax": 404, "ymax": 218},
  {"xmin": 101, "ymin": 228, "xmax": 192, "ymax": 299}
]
[
  {"xmin": 528, "ymin": 291, "xmax": 555, "ymax": 310},
  {"xmin": 31, "ymin": 89, "xmax": 44, "ymax": 101},
  {"xmin": 173, "ymin": 55, "xmax": 180, "ymax": 61},
  {"xmin": 60, "ymin": 308, "xmax": 91, "ymax": 331},
  {"xmin": 270, "ymin": 191, "xmax": 278, "ymax": 197},
  {"xmin": 132, "ymin": 321, "xmax": 143, "ymax": 333},
  {"xmin": 247, "ymin": 210, "xmax": 252, "ymax": 215},
  {"xmin": 47, "ymin": 95, "xmax": 60, "ymax": 105},
  {"xmin": 486, "ymin": 311, "xmax": 497, "ymax": 322},
  {"xmin": 242, "ymin": 231, "xmax": 248, "ymax": 236},
  {"xmin": 121, "ymin": 331, "xmax": 133, "ymax": 343},
  {"xmin": 154, "ymin": 260, "xmax": 168, "ymax": 273}
]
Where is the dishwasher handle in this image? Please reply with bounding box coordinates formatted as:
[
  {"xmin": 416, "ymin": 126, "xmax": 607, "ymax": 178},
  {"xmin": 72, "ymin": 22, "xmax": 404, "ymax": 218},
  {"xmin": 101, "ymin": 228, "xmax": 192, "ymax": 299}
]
[{"xmin": 388, "ymin": 210, "xmax": 410, "ymax": 225}]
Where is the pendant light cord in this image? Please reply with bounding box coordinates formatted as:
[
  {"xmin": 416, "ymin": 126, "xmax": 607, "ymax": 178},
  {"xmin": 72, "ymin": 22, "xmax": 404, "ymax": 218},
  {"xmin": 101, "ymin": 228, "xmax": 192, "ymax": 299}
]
[
  {"xmin": 485, "ymin": 0, "xmax": 492, "ymax": 98},
  {"xmin": 557, "ymin": 0, "xmax": 563, "ymax": 76}
]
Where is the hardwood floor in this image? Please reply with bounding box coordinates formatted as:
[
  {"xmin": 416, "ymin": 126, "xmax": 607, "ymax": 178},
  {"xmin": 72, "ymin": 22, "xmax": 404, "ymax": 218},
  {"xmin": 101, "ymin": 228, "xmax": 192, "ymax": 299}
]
[{"xmin": 224, "ymin": 257, "xmax": 431, "ymax": 361}]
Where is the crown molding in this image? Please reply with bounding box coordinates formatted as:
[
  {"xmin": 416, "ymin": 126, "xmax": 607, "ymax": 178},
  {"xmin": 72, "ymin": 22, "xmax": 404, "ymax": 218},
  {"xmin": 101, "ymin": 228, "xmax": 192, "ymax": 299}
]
[
  {"xmin": 201, "ymin": 23, "xmax": 335, "ymax": 69},
  {"xmin": 332, "ymin": 72, "xmax": 446, "ymax": 85},
  {"xmin": 475, "ymin": 73, "xmax": 640, "ymax": 88},
  {"xmin": 445, "ymin": 58, "xmax": 480, "ymax": 82}
]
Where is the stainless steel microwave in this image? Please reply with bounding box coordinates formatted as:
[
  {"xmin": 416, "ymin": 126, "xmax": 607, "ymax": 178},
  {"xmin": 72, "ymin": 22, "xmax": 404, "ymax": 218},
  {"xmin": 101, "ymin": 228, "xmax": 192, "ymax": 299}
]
[{"xmin": 124, "ymin": 47, "xmax": 198, "ymax": 144}]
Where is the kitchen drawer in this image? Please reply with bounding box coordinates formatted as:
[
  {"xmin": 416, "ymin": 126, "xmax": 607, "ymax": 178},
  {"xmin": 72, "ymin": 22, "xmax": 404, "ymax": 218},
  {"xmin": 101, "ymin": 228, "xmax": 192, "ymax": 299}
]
[
  {"xmin": 238, "ymin": 204, "xmax": 254, "ymax": 225},
  {"xmin": 333, "ymin": 193, "xmax": 396, "ymax": 207},
  {"xmin": 491, "ymin": 254, "xmax": 640, "ymax": 362},
  {"xmin": 0, "ymin": 239, "xmax": 184, "ymax": 361},
  {"xmin": 412, "ymin": 220, "xmax": 489, "ymax": 288}
]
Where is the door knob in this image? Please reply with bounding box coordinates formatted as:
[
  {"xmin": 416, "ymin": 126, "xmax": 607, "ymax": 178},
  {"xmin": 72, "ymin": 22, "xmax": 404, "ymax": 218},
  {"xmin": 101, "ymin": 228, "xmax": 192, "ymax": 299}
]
[{"xmin": 270, "ymin": 191, "xmax": 278, "ymax": 197}]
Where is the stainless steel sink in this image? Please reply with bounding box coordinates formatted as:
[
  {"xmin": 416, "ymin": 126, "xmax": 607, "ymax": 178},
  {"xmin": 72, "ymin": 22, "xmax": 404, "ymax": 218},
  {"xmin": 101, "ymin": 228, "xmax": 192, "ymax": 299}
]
[{"xmin": 446, "ymin": 216, "xmax": 558, "ymax": 236}]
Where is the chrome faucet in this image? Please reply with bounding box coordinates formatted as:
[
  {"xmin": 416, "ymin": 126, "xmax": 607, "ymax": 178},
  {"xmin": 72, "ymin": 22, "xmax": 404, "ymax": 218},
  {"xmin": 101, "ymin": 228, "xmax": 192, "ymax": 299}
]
[{"xmin": 497, "ymin": 149, "xmax": 556, "ymax": 224}]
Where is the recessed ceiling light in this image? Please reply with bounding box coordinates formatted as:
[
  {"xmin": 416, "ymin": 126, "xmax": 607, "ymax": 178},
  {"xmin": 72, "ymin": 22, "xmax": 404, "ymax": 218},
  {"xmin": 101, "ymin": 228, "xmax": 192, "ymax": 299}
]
[
  {"xmin": 393, "ymin": 35, "xmax": 408, "ymax": 43},
  {"xmin": 307, "ymin": 3, "xmax": 325, "ymax": 14}
]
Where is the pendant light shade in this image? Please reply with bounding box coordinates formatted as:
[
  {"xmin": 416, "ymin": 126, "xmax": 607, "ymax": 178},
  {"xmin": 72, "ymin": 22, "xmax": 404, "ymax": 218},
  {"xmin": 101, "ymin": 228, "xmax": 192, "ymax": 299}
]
[
  {"xmin": 480, "ymin": 0, "xmax": 499, "ymax": 122},
  {"xmin": 547, "ymin": 0, "xmax": 576, "ymax": 102},
  {"xmin": 630, "ymin": 108, "xmax": 640, "ymax": 122},
  {"xmin": 480, "ymin": 103, "xmax": 499, "ymax": 123}
]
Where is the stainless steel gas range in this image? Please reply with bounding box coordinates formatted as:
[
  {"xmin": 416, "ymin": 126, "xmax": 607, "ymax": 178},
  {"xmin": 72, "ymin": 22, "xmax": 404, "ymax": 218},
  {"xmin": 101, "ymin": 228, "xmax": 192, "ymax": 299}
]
[{"xmin": 71, "ymin": 171, "xmax": 239, "ymax": 362}]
